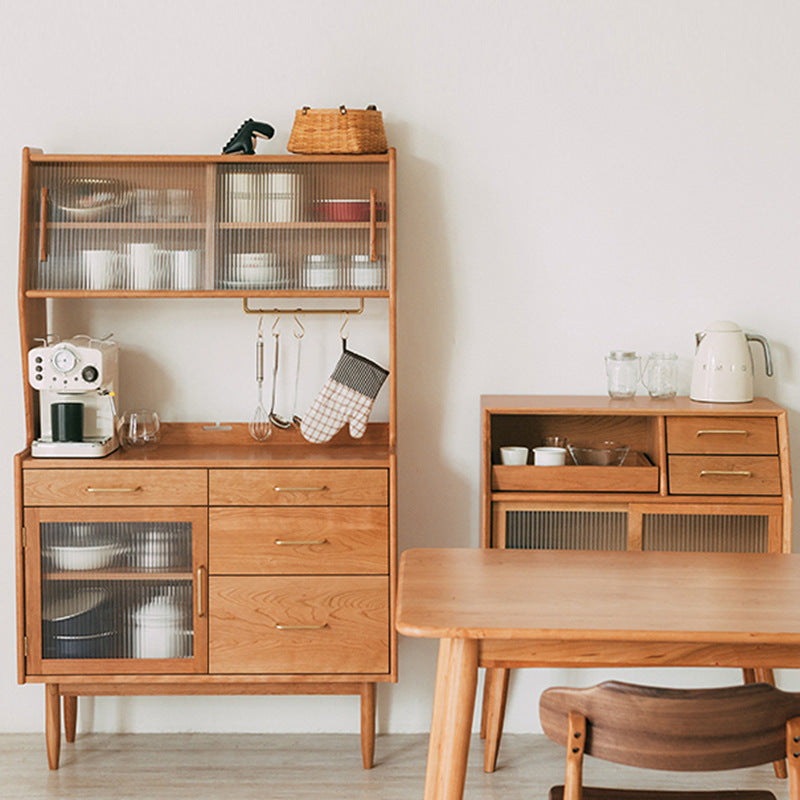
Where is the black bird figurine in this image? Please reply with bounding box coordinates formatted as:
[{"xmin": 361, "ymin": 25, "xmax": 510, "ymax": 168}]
[{"xmin": 222, "ymin": 119, "xmax": 275, "ymax": 155}]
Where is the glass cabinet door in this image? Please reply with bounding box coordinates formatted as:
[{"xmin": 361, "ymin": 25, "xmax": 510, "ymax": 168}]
[{"xmin": 25, "ymin": 507, "xmax": 207, "ymax": 674}]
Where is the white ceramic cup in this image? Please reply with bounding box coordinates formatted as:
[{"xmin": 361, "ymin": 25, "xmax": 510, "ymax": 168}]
[
  {"xmin": 500, "ymin": 446, "xmax": 529, "ymax": 465},
  {"xmin": 171, "ymin": 250, "xmax": 201, "ymax": 290},
  {"xmin": 128, "ymin": 243, "xmax": 157, "ymax": 290},
  {"xmin": 82, "ymin": 249, "xmax": 116, "ymax": 290},
  {"xmin": 533, "ymin": 446, "xmax": 567, "ymax": 466}
]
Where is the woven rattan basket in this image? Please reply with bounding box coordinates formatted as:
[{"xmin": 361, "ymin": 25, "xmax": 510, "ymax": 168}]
[{"xmin": 288, "ymin": 105, "xmax": 388, "ymax": 154}]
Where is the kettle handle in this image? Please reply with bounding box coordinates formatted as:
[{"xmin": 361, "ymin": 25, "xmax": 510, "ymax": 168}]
[{"xmin": 746, "ymin": 333, "xmax": 774, "ymax": 377}]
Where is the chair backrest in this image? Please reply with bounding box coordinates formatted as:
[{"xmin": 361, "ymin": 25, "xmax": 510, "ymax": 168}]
[{"xmin": 540, "ymin": 680, "xmax": 800, "ymax": 772}]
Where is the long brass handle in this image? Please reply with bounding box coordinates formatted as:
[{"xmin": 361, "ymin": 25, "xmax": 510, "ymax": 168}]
[
  {"xmin": 275, "ymin": 623, "xmax": 328, "ymax": 630},
  {"xmin": 274, "ymin": 539, "xmax": 328, "ymax": 546},
  {"xmin": 696, "ymin": 429, "xmax": 749, "ymax": 436},
  {"xmin": 197, "ymin": 566, "xmax": 207, "ymax": 617},
  {"xmin": 273, "ymin": 486, "xmax": 329, "ymax": 493},
  {"xmin": 369, "ymin": 187, "xmax": 377, "ymax": 262},
  {"xmin": 699, "ymin": 470, "xmax": 752, "ymax": 477},
  {"xmin": 86, "ymin": 486, "xmax": 143, "ymax": 493},
  {"xmin": 39, "ymin": 187, "xmax": 48, "ymax": 262}
]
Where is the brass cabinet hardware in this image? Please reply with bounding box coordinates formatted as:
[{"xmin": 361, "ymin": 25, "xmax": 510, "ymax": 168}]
[
  {"xmin": 274, "ymin": 539, "xmax": 328, "ymax": 546},
  {"xmin": 197, "ymin": 566, "xmax": 207, "ymax": 617},
  {"xmin": 696, "ymin": 429, "xmax": 749, "ymax": 436},
  {"xmin": 273, "ymin": 486, "xmax": 329, "ymax": 493},
  {"xmin": 86, "ymin": 486, "xmax": 143, "ymax": 493},
  {"xmin": 699, "ymin": 470, "xmax": 752, "ymax": 477},
  {"xmin": 275, "ymin": 623, "xmax": 328, "ymax": 630}
]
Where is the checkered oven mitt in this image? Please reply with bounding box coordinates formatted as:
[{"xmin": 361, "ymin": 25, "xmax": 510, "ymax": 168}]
[{"xmin": 300, "ymin": 345, "xmax": 389, "ymax": 443}]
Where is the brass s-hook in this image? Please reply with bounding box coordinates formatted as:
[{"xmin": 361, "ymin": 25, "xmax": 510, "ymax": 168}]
[{"xmin": 293, "ymin": 314, "xmax": 305, "ymax": 340}]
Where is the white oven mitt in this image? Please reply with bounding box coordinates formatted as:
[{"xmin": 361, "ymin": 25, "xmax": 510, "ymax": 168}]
[{"xmin": 300, "ymin": 345, "xmax": 388, "ymax": 443}]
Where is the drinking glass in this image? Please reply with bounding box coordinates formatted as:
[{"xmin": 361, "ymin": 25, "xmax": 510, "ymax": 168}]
[
  {"xmin": 605, "ymin": 351, "xmax": 640, "ymax": 398},
  {"xmin": 118, "ymin": 409, "xmax": 161, "ymax": 448},
  {"xmin": 642, "ymin": 352, "xmax": 678, "ymax": 399}
]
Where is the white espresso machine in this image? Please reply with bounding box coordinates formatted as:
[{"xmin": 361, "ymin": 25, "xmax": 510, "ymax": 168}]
[{"xmin": 28, "ymin": 336, "xmax": 120, "ymax": 457}]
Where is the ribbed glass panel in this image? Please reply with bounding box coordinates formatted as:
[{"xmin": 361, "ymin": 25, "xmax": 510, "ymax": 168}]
[
  {"xmin": 642, "ymin": 514, "xmax": 768, "ymax": 553},
  {"xmin": 40, "ymin": 521, "xmax": 194, "ymax": 660},
  {"xmin": 505, "ymin": 510, "xmax": 628, "ymax": 550},
  {"xmin": 30, "ymin": 162, "xmax": 206, "ymax": 291},
  {"xmin": 215, "ymin": 162, "xmax": 388, "ymax": 291}
]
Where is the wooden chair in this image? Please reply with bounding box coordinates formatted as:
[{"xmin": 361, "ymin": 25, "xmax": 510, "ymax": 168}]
[{"xmin": 539, "ymin": 681, "xmax": 800, "ymax": 800}]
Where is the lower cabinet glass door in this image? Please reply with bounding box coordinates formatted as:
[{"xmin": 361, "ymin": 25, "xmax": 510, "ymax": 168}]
[{"xmin": 25, "ymin": 507, "xmax": 207, "ymax": 674}]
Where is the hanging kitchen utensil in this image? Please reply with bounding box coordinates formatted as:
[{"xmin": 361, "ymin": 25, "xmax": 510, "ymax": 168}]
[
  {"xmin": 248, "ymin": 320, "xmax": 271, "ymax": 441},
  {"xmin": 291, "ymin": 315, "xmax": 304, "ymax": 426},
  {"xmin": 268, "ymin": 319, "xmax": 292, "ymax": 429}
]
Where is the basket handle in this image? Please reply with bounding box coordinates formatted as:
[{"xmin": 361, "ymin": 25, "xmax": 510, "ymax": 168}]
[{"xmin": 300, "ymin": 105, "xmax": 379, "ymax": 115}]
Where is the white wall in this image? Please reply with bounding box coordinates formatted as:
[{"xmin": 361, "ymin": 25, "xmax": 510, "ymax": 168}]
[{"xmin": 2, "ymin": 0, "xmax": 800, "ymax": 736}]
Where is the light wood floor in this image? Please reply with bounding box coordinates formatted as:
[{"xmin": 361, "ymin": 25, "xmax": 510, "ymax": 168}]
[{"xmin": 0, "ymin": 733, "xmax": 790, "ymax": 800}]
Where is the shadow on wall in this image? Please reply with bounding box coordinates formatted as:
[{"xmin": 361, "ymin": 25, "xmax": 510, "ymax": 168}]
[{"xmin": 389, "ymin": 123, "xmax": 469, "ymax": 553}]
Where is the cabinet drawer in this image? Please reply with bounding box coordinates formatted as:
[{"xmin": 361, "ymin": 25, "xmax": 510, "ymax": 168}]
[
  {"xmin": 23, "ymin": 469, "xmax": 208, "ymax": 506},
  {"xmin": 209, "ymin": 469, "xmax": 387, "ymax": 506},
  {"xmin": 666, "ymin": 417, "xmax": 778, "ymax": 455},
  {"xmin": 209, "ymin": 507, "xmax": 388, "ymax": 575},
  {"xmin": 208, "ymin": 576, "xmax": 389, "ymax": 674},
  {"xmin": 668, "ymin": 456, "xmax": 781, "ymax": 495}
]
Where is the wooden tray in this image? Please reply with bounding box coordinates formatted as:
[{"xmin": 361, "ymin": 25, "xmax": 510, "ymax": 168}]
[{"xmin": 492, "ymin": 451, "xmax": 658, "ymax": 493}]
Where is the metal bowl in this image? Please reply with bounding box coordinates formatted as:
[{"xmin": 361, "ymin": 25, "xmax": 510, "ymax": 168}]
[{"xmin": 567, "ymin": 442, "xmax": 630, "ymax": 466}]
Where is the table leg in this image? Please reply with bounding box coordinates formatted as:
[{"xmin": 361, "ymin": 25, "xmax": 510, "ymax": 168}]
[
  {"xmin": 424, "ymin": 637, "xmax": 479, "ymax": 800},
  {"xmin": 63, "ymin": 695, "xmax": 77, "ymax": 743},
  {"xmin": 360, "ymin": 682, "xmax": 376, "ymax": 769},
  {"xmin": 483, "ymin": 667, "xmax": 509, "ymax": 773},
  {"xmin": 45, "ymin": 684, "xmax": 61, "ymax": 770}
]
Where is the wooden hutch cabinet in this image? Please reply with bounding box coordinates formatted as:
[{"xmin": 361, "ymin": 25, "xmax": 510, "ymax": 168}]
[
  {"xmin": 14, "ymin": 148, "xmax": 397, "ymax": 769},
  {"xmin": 479, "ymin": 394, "xmax": 792, "ymax": 772}
]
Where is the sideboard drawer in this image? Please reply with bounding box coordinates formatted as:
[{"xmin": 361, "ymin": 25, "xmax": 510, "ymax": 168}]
[
  {"xmin": 668, "ymin": 455, "xmax": 781, "ymax": 496},
  {"xmin": 23, "ymin": 469, "xmax": 208, "ymax": 506},
  {"xmin": 666, "ymin": 417, "xmax": 778, "ymax": 455},
  {"xmin": 209, "ymin": 507, "xmax": 388, "ymax": 575},
  {"xmin": 208, "ymin": 575, "xmax": 389, "ymax": 674},
  {"xmin": 209, "ymin": 468, "xmax": 388, "ymax": 506}
]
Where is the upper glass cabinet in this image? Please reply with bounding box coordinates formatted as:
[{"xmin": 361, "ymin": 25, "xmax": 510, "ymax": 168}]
[{"xmin": 22, "ymin": 154, "xmax": 393, "ymax": 296}]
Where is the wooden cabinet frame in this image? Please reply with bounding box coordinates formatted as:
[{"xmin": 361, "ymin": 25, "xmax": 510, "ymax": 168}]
[
  {"xmin": 479, "ymin": 395, "xmax": 793, "ymax": 775},
  {"xmin": 15, "ymin": 150, "xmax": 398, "ymax": 771}
]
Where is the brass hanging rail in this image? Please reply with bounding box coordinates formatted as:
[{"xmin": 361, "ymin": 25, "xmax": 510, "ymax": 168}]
[{"xmin": 241, "ymin": 297, "xmax": 365, "ymax": 316}]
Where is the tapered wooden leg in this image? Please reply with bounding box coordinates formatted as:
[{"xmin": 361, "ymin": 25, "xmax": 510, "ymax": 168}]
[
  {"xmin": 424, "ymin": 637, "xmax": 479, "ymax": 800},
  {"xmin": 360, "ymin": 682, "xmax": 376, "ymax": 769},
  {"xmin": 45, "ymin": 684, "xmax": 61, "ymax": 770},
  {"xmin": 480, "ymin": 669, "xmax": 490, "ymax": 739},
  {"xmin": 63, "ymin": 695, "xmax": 77, "ymax": 743},
  {"xmin": 750, "ymin": 668, "xmax": 787, "ymax": 778},
  {"xmin": 483, "ymin": 666, "xmax": 509, "ymax": 773},
  {"xmin": 786, "ymin": 717, "xmax": 800, "ymax": 800}
]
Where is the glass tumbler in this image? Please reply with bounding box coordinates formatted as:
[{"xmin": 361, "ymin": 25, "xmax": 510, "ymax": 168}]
[
  {"xmin": 118, "ymin": 409, "xmax": 161, "ymax": 448},
  {"xmin": 642, "ymin": 352, "xmax": 678, "ymax": 399},
  {"xmin": 605, "ymin": 351, "xmax": 640, "ymax": 399}
]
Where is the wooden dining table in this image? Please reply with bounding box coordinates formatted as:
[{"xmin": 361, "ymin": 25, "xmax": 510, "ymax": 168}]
[{"xmin": 396, "ymin": 547, "xmax": 800, "ymax": 800}]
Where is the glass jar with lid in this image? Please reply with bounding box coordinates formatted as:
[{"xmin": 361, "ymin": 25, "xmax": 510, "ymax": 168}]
[{"xmin": 605, "ymin": 351, "xmax": 640, "ymax": 398}]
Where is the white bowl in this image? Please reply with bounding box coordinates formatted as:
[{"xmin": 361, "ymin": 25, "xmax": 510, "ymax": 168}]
[{"xmin": 46, "ymin": 543, "xmax": 124, "ymax": 571}]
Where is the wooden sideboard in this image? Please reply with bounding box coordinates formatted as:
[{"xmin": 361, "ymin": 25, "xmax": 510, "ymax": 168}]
[
  {"xmin": 14, "ymin": 149, "xmax": 397, "ymax": 769},
  {"xmin": 479, "ymin": 394, "xmax": 793, "ymax": 772}
]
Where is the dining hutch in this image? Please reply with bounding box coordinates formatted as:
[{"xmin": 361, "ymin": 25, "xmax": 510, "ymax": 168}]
[
  {"xmin": 479, "ymin": 394, "xmax": 792, "ymax": 773},
  {"xmin": 14, "ymin": 147, "xmax": 397, "ymax": 769}
]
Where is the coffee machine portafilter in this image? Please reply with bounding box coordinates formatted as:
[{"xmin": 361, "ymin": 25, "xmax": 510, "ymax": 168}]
[{"xmin": 28, "ymin": 336, "xmax": 120, "ymax": 458}]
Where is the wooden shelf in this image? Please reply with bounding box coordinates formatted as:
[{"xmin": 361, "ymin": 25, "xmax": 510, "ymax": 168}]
[
  {"xmin": 47, "ymin": 222, "xmax": 204, "ymax": 230},
  {"xmin": 43, "ymin": 571, "xmax": 192, "ymax": 581},
  {"xmin": 218, "ymin": 222, "xmax": 388, "ymax": 230},
  {"xmin": 492, "ymin": 451, "xmax": 659, "ymax": 493}
]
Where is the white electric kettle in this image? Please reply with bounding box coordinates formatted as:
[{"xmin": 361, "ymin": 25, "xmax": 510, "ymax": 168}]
[{"xmin": 690, "ymin": 320, "xmax": 773, "ymax": 403}]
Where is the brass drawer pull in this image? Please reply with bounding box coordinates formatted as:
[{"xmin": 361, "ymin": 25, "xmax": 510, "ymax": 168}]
[
  {"xmin": 274, "ymin": 539, "xmax": 328, "ymax": 546},
  {"xmin": 86, "ymin": 486, "xmax": 143, "ymax": 493},
  {"xmin": 273, "ymin": 486, "xmax": 329, "ymax": 492},
  {"xmin": 197, "ymin": 566, "xmax": 207, "ymax": 617},
  {"xmin": 275, "ymin": 623, "xmax": 328, "ymax": 630},
  {"xmin": 696, "ymin": 429, "xmax": 749, "ymax": 436},
  {"xmin": 699, "ymin": 470, "xmax": 752, "ymax": 477}
]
